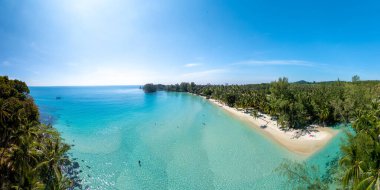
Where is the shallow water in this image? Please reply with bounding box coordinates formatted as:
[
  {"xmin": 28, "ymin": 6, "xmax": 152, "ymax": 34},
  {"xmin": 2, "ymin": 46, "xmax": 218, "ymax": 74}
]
[{"xmin": 30, "ymin": 86, "xmax": 341, "ymax": 189}]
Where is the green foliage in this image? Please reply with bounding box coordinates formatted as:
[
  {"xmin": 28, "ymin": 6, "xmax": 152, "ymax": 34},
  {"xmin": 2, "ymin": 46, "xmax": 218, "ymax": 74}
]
[
  {"xmin": 339, "ymin": 101, "xmax": 380, "ymax": 190},
  {"xmin": 0, "ymin": 76, "xmax": 72, "ymax": 189},
  {"xmin": 143, "ymin": 83, "xmax": 157, "ymax": 93},
  {"xmin": 224, "ymin": 94, "xmax": 237, "ymax": 107},
  {"xmin": 165, "ymin": 82, "xmax": 197, "ymax": 93}
]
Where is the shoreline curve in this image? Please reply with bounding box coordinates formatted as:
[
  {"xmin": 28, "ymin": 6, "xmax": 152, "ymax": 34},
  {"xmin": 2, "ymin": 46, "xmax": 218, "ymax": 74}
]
[{"xmin": 203, "ymin": 96, "xmax": 340, "ymax": 157}]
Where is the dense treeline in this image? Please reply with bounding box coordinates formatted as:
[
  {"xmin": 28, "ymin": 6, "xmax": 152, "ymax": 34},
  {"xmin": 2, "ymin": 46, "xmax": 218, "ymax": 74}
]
[
  {"xmin": 142, "ymin": 83, "xmax": 157, "ymax": 93},
  {"xmin": 338, "ymin": 101, "xmax": 380, "ymax": 189},
  {"xmin": 144, "ymin": 77, "xmax": 380, "ymax": 130},
  {"xmin": 0, "ymin": 76, "xmax": 73, "ymax": 189}
]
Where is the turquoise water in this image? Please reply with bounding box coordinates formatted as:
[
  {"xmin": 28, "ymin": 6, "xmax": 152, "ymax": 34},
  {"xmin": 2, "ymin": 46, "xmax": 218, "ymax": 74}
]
[{"xmin": 30, "ymin": 86, "xmax": 341, "ymax": 189}]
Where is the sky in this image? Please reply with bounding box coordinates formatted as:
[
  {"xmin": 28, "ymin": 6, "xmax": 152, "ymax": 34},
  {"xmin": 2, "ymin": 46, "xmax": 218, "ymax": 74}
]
[{"xmin": 0, "ymin": 0, "xmax": 380, "ymax": 86}]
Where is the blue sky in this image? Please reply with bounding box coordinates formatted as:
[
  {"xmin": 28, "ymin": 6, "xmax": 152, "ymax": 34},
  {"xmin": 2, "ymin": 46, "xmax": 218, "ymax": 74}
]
[{"xmin": 0, "ymin": 0, "xmax": 379, "ymax": 85}]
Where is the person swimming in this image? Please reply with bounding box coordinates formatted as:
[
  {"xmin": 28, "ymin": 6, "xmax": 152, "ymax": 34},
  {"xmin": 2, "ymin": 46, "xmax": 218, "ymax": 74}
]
[{"xmin": 138, "ymin": 160, "xmax": 141, "ymax": 167}]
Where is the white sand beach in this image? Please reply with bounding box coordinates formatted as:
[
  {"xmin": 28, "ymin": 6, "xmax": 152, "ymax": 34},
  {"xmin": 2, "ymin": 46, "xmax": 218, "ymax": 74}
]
[{"xmin": 207, "ymin": 98, "xmax": 339, "ymax": 156}]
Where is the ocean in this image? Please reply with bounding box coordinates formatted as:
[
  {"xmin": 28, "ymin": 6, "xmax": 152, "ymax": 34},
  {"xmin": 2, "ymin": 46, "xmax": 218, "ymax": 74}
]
[{"xmin": 30, "ymin": 86, "xmax": 342, "ymax": 189}]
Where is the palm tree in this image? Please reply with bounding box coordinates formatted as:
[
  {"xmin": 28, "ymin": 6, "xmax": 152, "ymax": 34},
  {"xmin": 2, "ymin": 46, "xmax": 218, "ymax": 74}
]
[
  {"xmin": 40, "ymin": 131, "xmax": 71, "ymax": 189},
  {"xmin": 357, "ymin": 168, "xmax": 380, "ymax": 190},
  {"xmin": 320, "ymin": 107, "xmax": 329, "ymax": 127},
  {"xmin": 0, "ymin": 100, "xmax": 11, "ymax": 125},
  {"xmin": 340, "ymin": 135, "xmax": 366, "ymax": 188}
]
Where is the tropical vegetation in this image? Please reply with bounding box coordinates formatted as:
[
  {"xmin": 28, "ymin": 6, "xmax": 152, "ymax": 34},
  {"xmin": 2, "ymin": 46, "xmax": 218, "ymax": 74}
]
[
  {"xmin": 142, "ymin": 83, "xmax": 158, "ymax": 93},
  {"xmin": 0, "ymin": 76, "xmax": 74, "ymax": 189}
]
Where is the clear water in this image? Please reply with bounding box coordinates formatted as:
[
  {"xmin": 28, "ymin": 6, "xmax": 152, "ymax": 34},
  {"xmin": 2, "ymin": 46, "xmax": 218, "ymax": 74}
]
[{"xmin": 30, "ymin": 86, "xmax": 341, "ymax": 189}]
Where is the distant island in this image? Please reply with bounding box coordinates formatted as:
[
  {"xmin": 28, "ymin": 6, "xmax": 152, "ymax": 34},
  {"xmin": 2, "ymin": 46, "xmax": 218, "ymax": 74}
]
[{"xmin": 143, "ymin": 76, "xmax": 380, "ymax": 189}]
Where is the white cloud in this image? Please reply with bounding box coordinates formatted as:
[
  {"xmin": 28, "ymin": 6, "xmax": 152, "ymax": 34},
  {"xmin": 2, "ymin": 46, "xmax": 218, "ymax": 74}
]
[
  {"xmin": 234, "ymin": 59, "xmax": 314, "ymax": 67},
  {"xmin": 181, "ymin": 69, "xmax": 226, "ymax": 78},
  {"xmin": 184, "ymin": 63, "xmax": 202, "ymax": 67}
]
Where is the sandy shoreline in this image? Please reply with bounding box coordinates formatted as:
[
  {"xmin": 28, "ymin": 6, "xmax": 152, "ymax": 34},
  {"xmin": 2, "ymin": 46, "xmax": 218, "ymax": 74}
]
[{"xmin": 206, "ymin": 98, "xmax": 339, "ymax": 156}]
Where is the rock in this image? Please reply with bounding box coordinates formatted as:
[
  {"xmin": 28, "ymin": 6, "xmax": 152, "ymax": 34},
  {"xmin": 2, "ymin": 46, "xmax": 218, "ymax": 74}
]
[{"xmin": 73, "ymin": 162, "xmax": 80, "ymax": 169}]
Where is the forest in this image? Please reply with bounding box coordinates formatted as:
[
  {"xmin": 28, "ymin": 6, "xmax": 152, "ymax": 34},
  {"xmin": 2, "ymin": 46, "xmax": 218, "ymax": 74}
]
[{"xmin": 0, "ymin": 76, "xmax": 75, "ymax": 189}]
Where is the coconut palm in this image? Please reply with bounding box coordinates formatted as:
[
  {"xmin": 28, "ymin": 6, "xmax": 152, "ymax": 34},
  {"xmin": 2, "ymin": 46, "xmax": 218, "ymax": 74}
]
[
  {"xmin": 340, "ymin": 136, "xmax": 365, "ymax": 188},
  {"xmin": 356, "ymin": 168, "xmax": 380, "ymax": 190},
  {"xmin": 0, "ymin": 76, "xmax": 72, "ymax": 189}
]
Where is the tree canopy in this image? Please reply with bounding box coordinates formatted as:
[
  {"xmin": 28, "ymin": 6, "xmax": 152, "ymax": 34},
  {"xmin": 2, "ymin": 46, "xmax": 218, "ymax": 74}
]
[
  {"xmin": 142, "ymin": 83, "xmax": 158, "ymax": 93},
  {"xmin": 0, "ymin": 76, "xmax": 74, "ymax": 189}
]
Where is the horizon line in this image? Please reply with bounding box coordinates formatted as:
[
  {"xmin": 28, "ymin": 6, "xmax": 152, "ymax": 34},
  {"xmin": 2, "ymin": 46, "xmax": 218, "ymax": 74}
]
[{"xmin": 28, "ymin": 79, "xmax": 380, "ymax": 87}]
